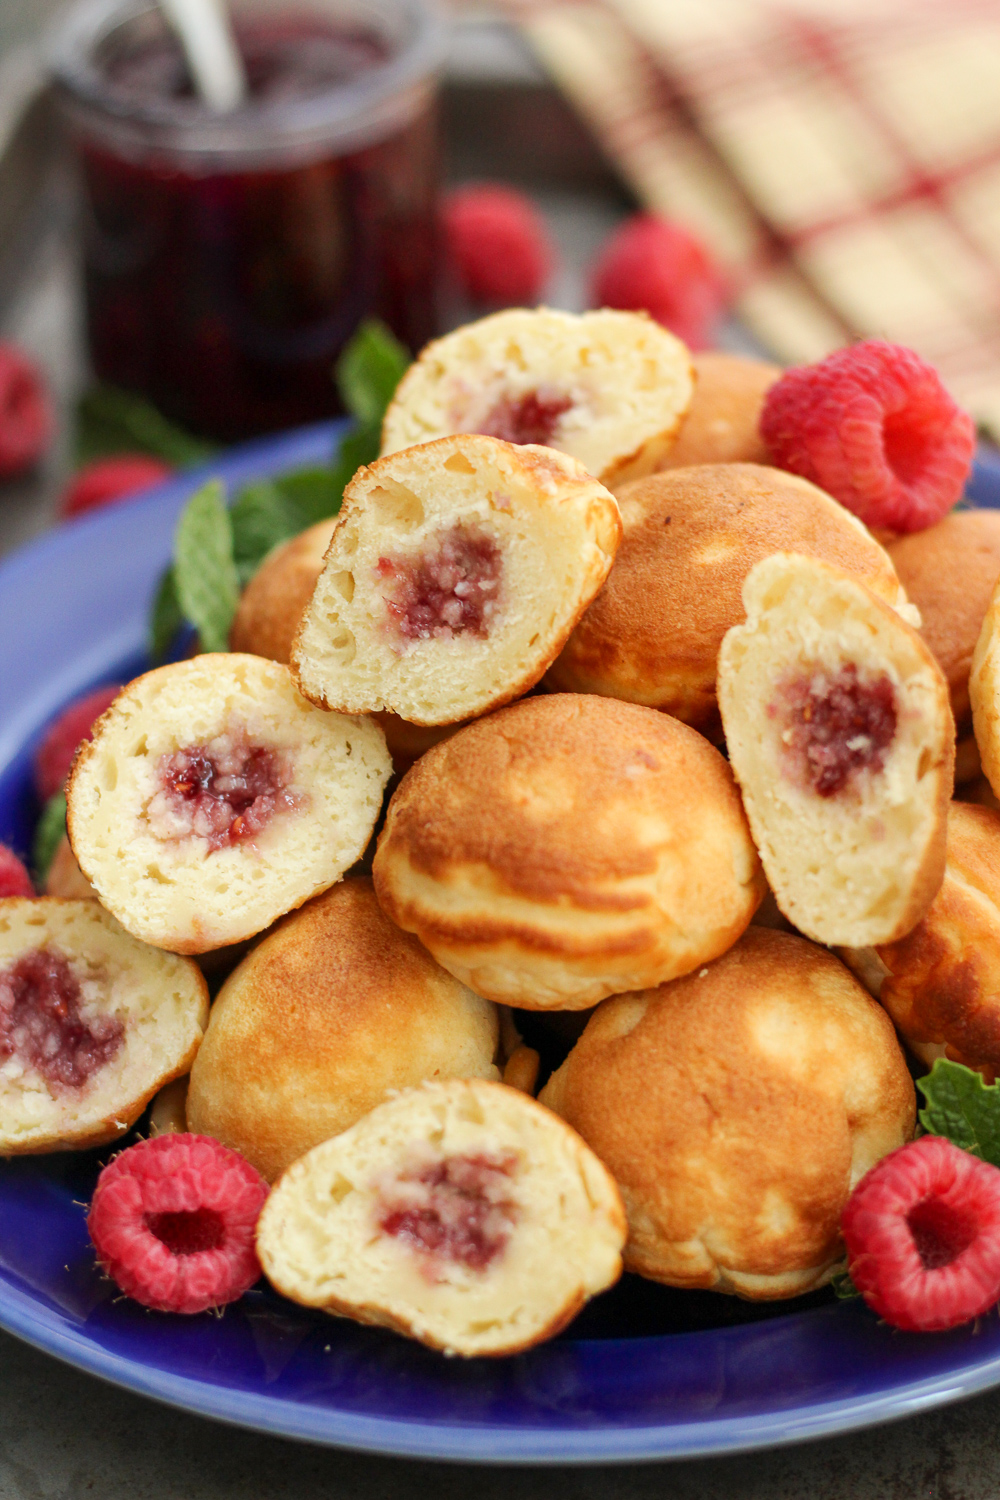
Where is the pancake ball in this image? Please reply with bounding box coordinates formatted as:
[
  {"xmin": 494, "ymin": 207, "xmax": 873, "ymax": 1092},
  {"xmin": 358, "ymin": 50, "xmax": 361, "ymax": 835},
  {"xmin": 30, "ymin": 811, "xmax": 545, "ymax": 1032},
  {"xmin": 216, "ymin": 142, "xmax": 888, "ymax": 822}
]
[
  {"xmin": 373, "ymin": 693, "xmax": 765, "ymax": 1010},
  {"xmin": 539, "ymin": 927, "xmax": 915, "ymax": 1298},
  {"xmin": 842, "ymin": 802, "xmax": 1000, "ymax": 1082},
  {"xmin": 546, "ymin": 463, "xmax": 912, "ymax": 740},
  {"xmin": 186, "ymin": 877, "xmax": 499, "ymax": 1181},
  {"xmin": 656, "ymin": 352, "xmax": 781, "ymax": 470},
  {"xmin": 226, "ymin": 522, "xmax": 457, "ymax": 773},
  {"xmin": 889, "ymin": 510, "xmax": 1000, "ymax": 737},
  {"xmin": 229, "ymin": 520, "xmax": 337, "ymax": 665}
]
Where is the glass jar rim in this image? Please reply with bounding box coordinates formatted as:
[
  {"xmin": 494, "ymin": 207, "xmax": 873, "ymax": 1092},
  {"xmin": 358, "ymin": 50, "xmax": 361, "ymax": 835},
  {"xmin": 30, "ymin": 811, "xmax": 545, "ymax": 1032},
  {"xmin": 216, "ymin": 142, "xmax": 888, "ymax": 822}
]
[{"xmin": 49, "ymin": 0, "xmax": 446, "ymax": 165}]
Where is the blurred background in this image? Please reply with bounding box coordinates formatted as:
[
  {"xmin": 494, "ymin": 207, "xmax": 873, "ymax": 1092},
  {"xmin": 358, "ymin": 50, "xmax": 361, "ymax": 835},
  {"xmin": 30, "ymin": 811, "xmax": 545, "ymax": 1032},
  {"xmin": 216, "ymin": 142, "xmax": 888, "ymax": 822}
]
[{"xmin": 2, "ymin": 0, "xmax": 999, "ymax": 550}]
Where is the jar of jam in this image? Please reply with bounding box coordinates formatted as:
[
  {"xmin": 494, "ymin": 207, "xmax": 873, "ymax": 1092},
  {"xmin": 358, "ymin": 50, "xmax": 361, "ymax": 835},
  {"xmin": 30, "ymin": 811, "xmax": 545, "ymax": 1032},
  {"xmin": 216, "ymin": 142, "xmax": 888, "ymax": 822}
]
[{"xmin": 51, "ymin": 0, "xmax": 444, "ymax": 441}]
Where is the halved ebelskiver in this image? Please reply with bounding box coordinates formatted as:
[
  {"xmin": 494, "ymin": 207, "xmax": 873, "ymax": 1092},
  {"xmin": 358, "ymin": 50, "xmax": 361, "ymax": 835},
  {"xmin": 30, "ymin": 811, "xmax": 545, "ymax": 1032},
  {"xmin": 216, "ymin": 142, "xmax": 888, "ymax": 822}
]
[
  {"xmin": 256, "ymin": 1078, "xmax": 626, "ymax": 1357},
  {"xmin": 290, "ymin": 433, "xmax": 622, "ymax": 726},
  {"xmin": 718, "ymin": 554, "xmax": 954, "ymax": 947},
  {"xmin": 67, "ymin": 655, "xmax": 392, "ymax": 953},
  {"xmin": 0, "ymin": 898, "xmax": 207, "ymax": 1153},
  {"xmin": 380, "ymin": 307, "xmax": 694, "ymax": 489}
]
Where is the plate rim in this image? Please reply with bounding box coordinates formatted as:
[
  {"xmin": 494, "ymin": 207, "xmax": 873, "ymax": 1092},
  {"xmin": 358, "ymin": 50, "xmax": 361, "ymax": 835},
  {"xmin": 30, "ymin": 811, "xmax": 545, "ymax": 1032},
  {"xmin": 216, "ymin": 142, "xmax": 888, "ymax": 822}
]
[{"xmin": 2, "ymin": 431, "xmax": 1000, "ymax": 1465}]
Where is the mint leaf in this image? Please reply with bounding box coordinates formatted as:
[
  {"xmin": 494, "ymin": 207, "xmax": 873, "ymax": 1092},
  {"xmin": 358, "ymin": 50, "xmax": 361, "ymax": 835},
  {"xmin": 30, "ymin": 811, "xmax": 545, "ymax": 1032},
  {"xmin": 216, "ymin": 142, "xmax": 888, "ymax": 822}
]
[
  {"xmin": 830, "ymin": 1268, "xmax": 860, "ymax": 1301},
  {"xmin": 32, "ymin": 790, "xmax": 67, "ymax": 887},
  {"xmin": 917, "ymin": 1059, "xmax": 1000, "ymax": 1166},
  {"xmin": 271, "ymin": 467, "xmax": 345, "ymax": 527},
  {"xmin": 77, "ymin": 385, "xmax": 216, "ymax": 467},
  {"xmin": 149, "ymin": 565, "xmax": 184, "ymax": 661},
  {"xmin": 173, "ymin": 480, "xmax": 239, "ymax": 653},
  {"xmin": 336, "ymin": 319, "xmax": 410, "ymax": 427},
  {"xmin": 230, "ymin": 481, "xmax": 306, "ymax": 585}
]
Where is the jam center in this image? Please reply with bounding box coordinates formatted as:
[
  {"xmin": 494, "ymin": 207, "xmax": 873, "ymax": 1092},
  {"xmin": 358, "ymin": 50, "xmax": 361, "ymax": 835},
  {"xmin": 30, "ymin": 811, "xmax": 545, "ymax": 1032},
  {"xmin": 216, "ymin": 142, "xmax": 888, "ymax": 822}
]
[
  {"xmin": 150, "ymin": 730, "xmax": 301, "ymax": 849},
  {"xmin": 0, "ymin": 948, "xmax": 123, "ymax": 1091},
  {"xmin": 377, "ymin": 525, "xmax": 502, "ymax": 642},
  {"xmin": 774, "ymin": 663, "xmax": 897, "ymax": 797},
  {"xmin": 376, "ymin": 1150, "xmax": 519, "ymax": 1274},
  {"xmin": 477, "ymin": 390, "xmax": 573, "ymax": 447}
]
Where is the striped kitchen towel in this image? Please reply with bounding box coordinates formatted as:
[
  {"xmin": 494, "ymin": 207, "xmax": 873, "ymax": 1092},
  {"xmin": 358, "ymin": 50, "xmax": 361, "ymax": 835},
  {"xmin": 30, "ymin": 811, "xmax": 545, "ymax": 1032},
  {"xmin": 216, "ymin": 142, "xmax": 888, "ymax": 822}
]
[{"xmin": 502, "ymin": 0, "xmax": 1000, "ymax": 435}]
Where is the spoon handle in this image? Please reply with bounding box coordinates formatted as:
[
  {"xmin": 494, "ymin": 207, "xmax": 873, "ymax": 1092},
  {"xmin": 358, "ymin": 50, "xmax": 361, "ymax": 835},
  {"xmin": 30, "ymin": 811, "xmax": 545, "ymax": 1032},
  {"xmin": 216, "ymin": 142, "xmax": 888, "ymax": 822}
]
[{"xmin": 159, "ymin": 0, "xmax": 247, "ymax": 113}]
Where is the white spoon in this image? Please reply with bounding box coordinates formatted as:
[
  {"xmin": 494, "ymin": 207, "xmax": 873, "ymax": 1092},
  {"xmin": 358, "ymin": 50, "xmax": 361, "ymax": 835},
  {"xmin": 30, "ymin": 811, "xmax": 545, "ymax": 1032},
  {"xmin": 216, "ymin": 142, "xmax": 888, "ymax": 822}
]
[{"xmin": 159, "ymin": 0, "xmax": 248, "ymax": 113}]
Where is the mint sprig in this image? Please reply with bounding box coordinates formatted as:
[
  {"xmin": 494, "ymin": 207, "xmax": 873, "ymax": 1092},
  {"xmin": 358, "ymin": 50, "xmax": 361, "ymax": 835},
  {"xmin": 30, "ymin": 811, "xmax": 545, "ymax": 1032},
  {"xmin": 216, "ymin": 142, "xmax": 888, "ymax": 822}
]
[
  {"xmin": 916, "ymin": 1059, "xmax": 1000, "ymax": 1167},
  {"xmin": 173, "ymin": 480, "xmax": 240, "ymax": 654},
  {"xmin": 146, "ymin": 318, "xmax": 410, "ymax": 661},
  {"xmin": 77, "ymin": 385, "xmax": 216, "ymax": 467},
  {"xmin": 32, "ymin": 790, "xmax": 67, "ymax": 887}
]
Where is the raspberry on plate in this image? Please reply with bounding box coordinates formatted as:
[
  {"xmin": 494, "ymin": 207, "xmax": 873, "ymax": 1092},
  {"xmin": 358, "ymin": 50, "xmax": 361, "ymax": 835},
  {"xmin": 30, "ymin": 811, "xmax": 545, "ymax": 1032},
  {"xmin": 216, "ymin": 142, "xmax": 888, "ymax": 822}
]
[
  {"xmin": 443, "ymin": 184, "xmax": 554, "ymax": 306},
  {"xmin": 0, "ymin": 342, "xmax": 51, "ymax": 480},
  {"xmin": 61, "ymin": 455, "xmax": 173, "ymax": 520},
  {"xmin": 842, "ymin": 1135, "xmax": 1000, "ymax": 1332},
  {"xmin": 34, "ymin": 684, "xmax": 122, "ymax": 802},
  {"xmin": 760, "ymin": 341, "xmax": 975, "ymax": 535},
  {"xmin": 88, "ymin": 1133, "xmax": 268, "ymax": 1314},
  {"xmin": 0, "ymin": 844, "xmax": 33, "ymax": 898},
  {"xmin": 589, "ymin": 213, "xmax": 728, "ymax": 350}
]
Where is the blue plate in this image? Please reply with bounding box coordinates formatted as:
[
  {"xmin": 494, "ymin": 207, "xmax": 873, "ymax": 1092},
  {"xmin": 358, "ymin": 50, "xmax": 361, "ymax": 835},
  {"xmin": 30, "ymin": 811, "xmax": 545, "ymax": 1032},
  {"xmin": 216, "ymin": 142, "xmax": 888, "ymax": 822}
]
[{"xmin": 2, "ymin": 429, "xmax": 1000, "ymax": 1465}]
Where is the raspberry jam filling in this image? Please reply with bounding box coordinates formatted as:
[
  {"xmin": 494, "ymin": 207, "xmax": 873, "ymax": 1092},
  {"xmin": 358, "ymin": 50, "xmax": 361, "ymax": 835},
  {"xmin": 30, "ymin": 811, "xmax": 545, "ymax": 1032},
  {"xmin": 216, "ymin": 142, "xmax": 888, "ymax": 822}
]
[
  {"xmin": 477, "ymin": 390, "xmax": 573, "ymax": 446},
  {"xmin": 376, "ymin": 1150, "xmax": 519, "ymax": 1274},
  {"xmin": 0, "ymin": 948, "xmax": 123, "ymax": 1091},
  {"xmin": 377, "ymin": 525, "xmax": 502, "ymax": 642},
  {"xmin": 149, "ymin": 729, "xmax": 302, "ymax": 849},
  {"xmin": 773, "ymin": 663, "xmax": 897, "ymax": 797}
]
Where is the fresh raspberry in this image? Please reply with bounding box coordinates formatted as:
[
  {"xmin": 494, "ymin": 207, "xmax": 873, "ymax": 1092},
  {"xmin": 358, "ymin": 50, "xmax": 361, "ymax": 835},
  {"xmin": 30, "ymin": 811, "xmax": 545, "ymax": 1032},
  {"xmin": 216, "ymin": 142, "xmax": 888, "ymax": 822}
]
[
  {"xmin": 0, "ymin": 844, "xmax": 33, "ymax": 898},
  {"xmin": 842, "ymin": 1136, "xmax": 1000, "ymax": 1332},
  {"xmin": 589, "ymin": 213, "xmax": 728, "ymax": 349},
  {"xmin": 760, "ymin": 341, "xmax": 975, "ymax": 534},
  {"xmin": 88, "ymin": 1134, "xmax": 268, "ymax": 1315},
  {"xmin": 443, "ymin": 184, "xmax": 554, "ymax": 305},
  {"xmin": 61, "ymin": 455, "xmax": 174, "ymax": 520},
  {"xmin": 0, "ymin": 343, "xmax": 51, "ymax": 480},
  {"xmin": 34, "ymin": 685, "xmax": 121, "ymax": 803}
]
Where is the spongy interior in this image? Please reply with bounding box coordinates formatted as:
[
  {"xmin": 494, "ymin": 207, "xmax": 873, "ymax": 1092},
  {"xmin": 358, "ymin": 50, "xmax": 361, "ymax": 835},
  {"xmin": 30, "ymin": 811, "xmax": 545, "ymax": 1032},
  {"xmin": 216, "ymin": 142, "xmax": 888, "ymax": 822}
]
[
  {"xmin": 722, "ymin": 562, "xmax": 949, "ymax": 945},
  {"xmin": 293, "ymin": 439, "xmax": 617, "ymax": 724},
  {"xmin": 0, "ymin": 900, "xmax": 206, "ymax": 1148},
  {"xmin": 69, "ymin": 655, "xmax": 391, "ymax": 951},
  {"xmin": 259, "ymin": 1082, "xmax": 623, "ymax": 1355}
]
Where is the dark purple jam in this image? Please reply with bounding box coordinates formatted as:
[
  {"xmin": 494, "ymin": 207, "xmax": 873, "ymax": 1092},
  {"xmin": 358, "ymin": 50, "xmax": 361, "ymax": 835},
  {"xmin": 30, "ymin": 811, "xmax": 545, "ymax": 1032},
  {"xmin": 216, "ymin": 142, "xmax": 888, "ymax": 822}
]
[
  {"xmin": 377, "ymin": 1151, "xmax": 519, "ymax": 1273},
  {"xmin": 154, "ymin": 731, "xmax": 300, "ymax": 848},
  {"xmin": 478, "ymin": 391, "xmax": 573, "ymax": 446},
  {"xmin": 775, "ymin": 663, "xmax": 898, "ymax": 797},
  {"xmin": 76, "ymin": 19, "xmax": 438, "ymax": 440},
  {"xmin": 0, "ymin": 948, "xmax": 123, "ymax": 1091},
  {"xmin": 377, "ymin": 525, "xmax": 502, "ymax": 641}
]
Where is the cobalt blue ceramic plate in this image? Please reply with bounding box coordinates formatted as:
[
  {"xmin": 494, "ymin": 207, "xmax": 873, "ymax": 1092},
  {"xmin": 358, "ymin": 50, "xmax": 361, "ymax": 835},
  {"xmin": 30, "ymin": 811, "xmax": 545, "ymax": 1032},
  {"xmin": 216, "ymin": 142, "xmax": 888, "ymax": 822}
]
[{"xmin": 2, "ymin": 429, "xmax": 1000, "ymax": 1465}]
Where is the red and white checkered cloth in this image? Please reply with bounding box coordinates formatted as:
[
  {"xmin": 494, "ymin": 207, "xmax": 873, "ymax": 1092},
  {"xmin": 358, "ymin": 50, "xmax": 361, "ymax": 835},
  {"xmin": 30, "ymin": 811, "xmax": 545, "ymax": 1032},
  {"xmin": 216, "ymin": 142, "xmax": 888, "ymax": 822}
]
[{"xmin": 502, "ymin": 0, "xmax": 1000, "ymax": 435}]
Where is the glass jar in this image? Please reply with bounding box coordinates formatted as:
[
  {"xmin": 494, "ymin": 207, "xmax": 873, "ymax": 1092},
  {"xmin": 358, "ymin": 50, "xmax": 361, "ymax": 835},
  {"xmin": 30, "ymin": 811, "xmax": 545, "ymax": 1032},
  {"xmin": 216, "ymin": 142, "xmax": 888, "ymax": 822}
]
[{"xmin": 51, "ymin": 0, "xmax": 444, "ymax": 441}]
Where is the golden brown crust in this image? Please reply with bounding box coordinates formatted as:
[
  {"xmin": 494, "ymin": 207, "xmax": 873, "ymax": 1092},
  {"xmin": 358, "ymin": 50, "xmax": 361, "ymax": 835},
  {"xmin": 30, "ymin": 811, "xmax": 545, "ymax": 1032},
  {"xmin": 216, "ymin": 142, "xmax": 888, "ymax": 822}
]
[
  {"xmin": 889, "ymin": 510, "xmax": 1000, "ymax": 730},
  {"xmin": 869, "ymin": 802, "xmax": 1000, "ymax": 1079},
  {"xmin": 229, "ymin": 520, "xmax": 337, "ymax": 664},
  {"xmin": 539, "ymin": 927, "xmax": 915, "ymax": 1297},
  {"xmin": 656, "ymin": 353, "xmax": 781, "ymax": 471},
  {"xmin": 373, "ymin": 693, "xmax": 764, "ymax": 1008},
  {"xmin": 186, "ymin": 877, "xmax": 499, "ymax": 1181},
  {"xmin": 546, "ymin": 463, "xmax": 908, "ymax": 738}
]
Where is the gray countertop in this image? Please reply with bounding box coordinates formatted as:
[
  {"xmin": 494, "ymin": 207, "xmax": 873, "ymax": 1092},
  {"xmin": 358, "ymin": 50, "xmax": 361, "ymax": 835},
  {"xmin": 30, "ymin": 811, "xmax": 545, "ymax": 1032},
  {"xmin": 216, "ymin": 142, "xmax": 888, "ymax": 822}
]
[
  {"xmin": 4, "ymin": 1319, "xmax": 1000, "ymax": 1498},
  {"xmin": 2, "ymin": 7, "xmax": 1000, "ymax": 1497}
]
